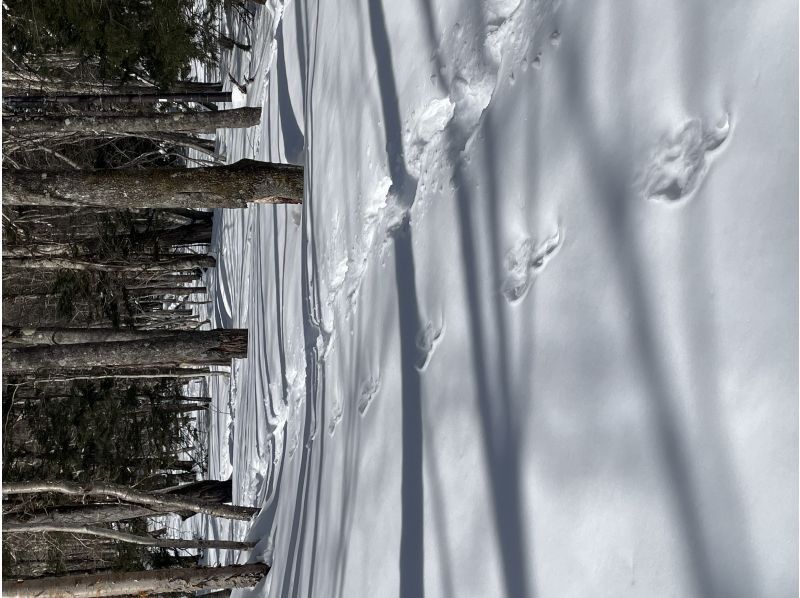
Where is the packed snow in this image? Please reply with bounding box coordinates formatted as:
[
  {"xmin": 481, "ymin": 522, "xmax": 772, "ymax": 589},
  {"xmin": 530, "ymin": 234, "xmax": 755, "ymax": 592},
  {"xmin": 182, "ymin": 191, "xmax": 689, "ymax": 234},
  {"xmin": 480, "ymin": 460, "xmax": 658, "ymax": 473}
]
[{"xmin": 183, "ymin": 0, "xmax": 798, "ymax": 596}]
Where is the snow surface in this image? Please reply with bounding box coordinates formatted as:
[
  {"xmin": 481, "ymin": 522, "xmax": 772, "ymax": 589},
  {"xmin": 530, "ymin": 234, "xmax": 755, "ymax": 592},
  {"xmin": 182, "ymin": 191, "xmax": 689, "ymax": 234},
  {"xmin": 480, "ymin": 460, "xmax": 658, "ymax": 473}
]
[{"xmin": 186, "ymin": 0, "xmax": 798, "ymax": 596}]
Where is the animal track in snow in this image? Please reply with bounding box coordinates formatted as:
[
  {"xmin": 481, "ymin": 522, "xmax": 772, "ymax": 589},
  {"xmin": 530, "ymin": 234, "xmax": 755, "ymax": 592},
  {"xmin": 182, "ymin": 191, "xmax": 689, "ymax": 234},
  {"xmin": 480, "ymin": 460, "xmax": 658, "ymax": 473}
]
[
  {"xmin": 415, "ymin": 317, "xmax": 446, "ymax": 371},
  {"xmin": 641, "ymin": 114, "xmax": 731, "ymax": 203},
  {"xmin": 357, "ymin": 376, "xmax": 381, "ymax": 416},
  {"xmin": 343, "ymin": 176, "xmax": 392, "ymax": 318},
  {"xmin": 502, "ymin": 226, "xmax": 563, "ymax": 304},
  {"xmin": 406, "ymin": 98, "xmax": 455, "ymax": 179},
  {"xmin": 328, "ymin": 391, "xmax": 343, "ymax": 436},
  {"xmin": 327, "ymin": 257, "xmax": 349, "ymax": 300}
]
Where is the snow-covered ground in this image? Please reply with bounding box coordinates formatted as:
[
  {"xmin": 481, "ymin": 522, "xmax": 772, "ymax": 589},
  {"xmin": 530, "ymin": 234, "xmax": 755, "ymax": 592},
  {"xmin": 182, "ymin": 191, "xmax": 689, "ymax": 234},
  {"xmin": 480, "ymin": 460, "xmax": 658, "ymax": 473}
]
[{"xmin": 190, "ymin": 0, "xmax": 798, "ymax": 596}]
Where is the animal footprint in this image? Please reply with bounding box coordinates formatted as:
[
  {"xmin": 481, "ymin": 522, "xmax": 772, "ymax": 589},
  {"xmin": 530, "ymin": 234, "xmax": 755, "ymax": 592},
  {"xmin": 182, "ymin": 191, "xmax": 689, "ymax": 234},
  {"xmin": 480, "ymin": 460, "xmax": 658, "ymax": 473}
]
[
  {"xmin": 641, "ymin": 114, "xmax": 731, "ymax": 202},
  {"xmin": 415, "ymin": 318, "xmax": 446, "ymax": 371},
  {"xmin": 502, "ymin": 227, "xmax": 563, "ymax": 304},
  {"xmin": 358, "ymin": 376, "xmax": 381, "ymax": 415}
]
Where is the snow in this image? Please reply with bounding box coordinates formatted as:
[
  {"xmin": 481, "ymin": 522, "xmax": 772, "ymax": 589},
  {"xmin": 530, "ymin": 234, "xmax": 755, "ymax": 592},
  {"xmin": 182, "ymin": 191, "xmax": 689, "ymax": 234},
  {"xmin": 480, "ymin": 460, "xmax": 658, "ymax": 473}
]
[{"xmin": 188, "ymin": 0, "xmax": 797, "ymax": 596}]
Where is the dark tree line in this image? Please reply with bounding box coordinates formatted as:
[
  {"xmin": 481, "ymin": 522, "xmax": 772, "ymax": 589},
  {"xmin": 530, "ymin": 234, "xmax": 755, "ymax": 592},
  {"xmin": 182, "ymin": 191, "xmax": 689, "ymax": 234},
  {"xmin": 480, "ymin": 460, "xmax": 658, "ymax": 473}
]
[{"xmin": 2, "ymin": 0, "xmax": 279, "ymax": 592}]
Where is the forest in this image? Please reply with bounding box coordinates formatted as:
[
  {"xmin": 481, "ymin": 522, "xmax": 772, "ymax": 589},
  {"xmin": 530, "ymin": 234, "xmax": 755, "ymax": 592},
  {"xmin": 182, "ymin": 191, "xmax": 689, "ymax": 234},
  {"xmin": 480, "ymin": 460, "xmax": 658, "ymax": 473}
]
[{"xmin": 2, "ymin": 0, "xmax": 282, "ymax": 595}]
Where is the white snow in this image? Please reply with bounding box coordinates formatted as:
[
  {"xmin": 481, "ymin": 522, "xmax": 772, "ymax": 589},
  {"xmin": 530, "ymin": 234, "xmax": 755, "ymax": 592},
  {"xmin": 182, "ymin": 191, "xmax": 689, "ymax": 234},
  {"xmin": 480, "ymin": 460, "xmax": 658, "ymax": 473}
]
[{"xmin": 188, "ymin": 0, "xmax": 797, "ymax": 596}]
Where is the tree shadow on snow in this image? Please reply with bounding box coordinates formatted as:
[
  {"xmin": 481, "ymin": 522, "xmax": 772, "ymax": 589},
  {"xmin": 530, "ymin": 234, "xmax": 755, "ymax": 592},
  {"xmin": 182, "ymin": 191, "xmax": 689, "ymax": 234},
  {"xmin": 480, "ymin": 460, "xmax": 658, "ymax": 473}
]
[
  {"xmin": 367, "ymin": 1, "xmax": 426, "ymax": 597},
  {"xmin": 276, "ymin": 21, "xmax": 305, "ymax": 165},
  {"xmin": 554, "ymin": 4, "xmax": 757, "ymax": 596}
]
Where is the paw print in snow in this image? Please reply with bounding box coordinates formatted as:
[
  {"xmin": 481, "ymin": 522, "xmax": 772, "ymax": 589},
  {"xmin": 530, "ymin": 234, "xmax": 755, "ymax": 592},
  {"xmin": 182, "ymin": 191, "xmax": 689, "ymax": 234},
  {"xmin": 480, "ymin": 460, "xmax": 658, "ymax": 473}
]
[{"xmin": 641, "ymin": 114, "xmax": 731, "ymax": 203}]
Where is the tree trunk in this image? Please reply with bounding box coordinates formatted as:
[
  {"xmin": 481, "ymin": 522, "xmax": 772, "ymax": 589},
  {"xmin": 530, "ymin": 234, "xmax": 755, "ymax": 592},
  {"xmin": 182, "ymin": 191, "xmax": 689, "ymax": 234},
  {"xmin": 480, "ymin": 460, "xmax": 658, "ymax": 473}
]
[
  {"xmin": 2, "ymin": 523, "xmax": 255, "ymax": 550},
  {"xmin": 4, "ymin": 107, "xmax": 261, "ymax": 136},
  {"xmin": 1, "ymin": 480, "xmax": 257, "ymax": 521},
  {"xmin": 2, "ymin": 326, "xmax": 210, "ymax": 346},
  {"xmin": 3, "ymin": 254, "xmax": 215, "ymax": 272},
  {"xmin": 3, "ymin": 77, "xmax": 223, "ymax": 96},
  {"xmin": 3, "ymin": 560, "xmax": 114, "ymax": 580},
  {"xmin": 156, "ymin": 219, "xmax": 214, "ymax": 246},
  {"xmin": 3, "ymin": 159, "xmax": 303, "ymax": 208},
  {"xmin": 1, "ymin": 563, "xmax": 269, "ymax": 597},
  {"xmin": 2, "ymin": 480, "xmax": 236, "ymax": 527},
  {"xmin": 2, "ymin": 221, "xmax": 213, "ymax": 257},
  {"xmin": 2, "ymin": 503, "xmax": 174, "ymax": 527},
  {"xmin": 3, "ymin": 91, "xmax": 232, "ymax": 108},
  {"xmin": 126, "ymin": 286, "xmax": 207, "ymax": 296},
  {"xmin": 7, "ymin": 365, "xmax": 220, "ymax": 384},
  {"xmin": 148, "ymin": 403, "xmax": 208, "ymax": 414},
  {"xmin": 3, "ymin": 329, "xmax": 247, "ymax": 374}
]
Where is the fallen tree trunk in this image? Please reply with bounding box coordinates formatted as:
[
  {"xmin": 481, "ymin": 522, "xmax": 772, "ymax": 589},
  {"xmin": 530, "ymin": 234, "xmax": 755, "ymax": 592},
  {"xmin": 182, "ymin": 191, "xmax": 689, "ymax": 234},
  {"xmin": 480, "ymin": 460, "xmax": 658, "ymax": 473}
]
[
  {"xmin": 1, "ymin": 563, "xmax": 269, "ymax": 597},
  {"xmin": 3, "ymin": 159, "xmax": 303, "ymax": 208}
]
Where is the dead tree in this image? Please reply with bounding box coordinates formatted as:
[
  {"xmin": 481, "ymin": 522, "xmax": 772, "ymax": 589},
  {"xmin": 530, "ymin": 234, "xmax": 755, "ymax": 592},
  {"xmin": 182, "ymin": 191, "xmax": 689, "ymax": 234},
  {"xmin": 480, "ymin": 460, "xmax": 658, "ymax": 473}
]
[{"xmin": 3, "ymin": 159, "xmax": 304, "ymax": 208}]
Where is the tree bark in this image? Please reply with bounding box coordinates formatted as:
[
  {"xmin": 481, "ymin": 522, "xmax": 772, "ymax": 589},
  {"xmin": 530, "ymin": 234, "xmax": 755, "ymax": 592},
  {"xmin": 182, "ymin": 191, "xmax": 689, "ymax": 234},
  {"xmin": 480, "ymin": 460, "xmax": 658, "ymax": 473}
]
[
  {"xmin": 4, "ymin": 107, "xmax": 261, "ymax": 136},
  {"xmin": 126, "ymin": 285, "xmax": 207, "ymax": 296},
  {"xmin": 3, "ymin": 329, "xmax": 247, "ymax": 374},
  {"xmin": 2, "ymin": 77, "xmax": 223, "ymax": 96},
  {"xmin": 3, "ymin": 254, "xmax": 216, "ymax": 272},
  {"xmin": 3, "ymin": 91, "xmax": 232, "ymax": 108},
  {"xmin": 8, "ymin": 365, "xmax": 220, "ymax": 384},
  {"xmin": 2, "ymin": 523, "xmax": 255, "ymax": 550},
  {"xmin": 156, "ymin": 219, "xmax": 214, "ymax": 246},
  {"xmin": 2, "ymin": 326, "xmax": 205, "ymax": 346},
  {"xmin": 1, "ymin": 480, "xmax": 257, "ymax": 521},
  {"xmin": 2, "ymin": 222, "xmax": 212, "ymax": 258},
  {"xmin": 1, "ymin": 563, "xmax": 269, "ymax": 597},
  {"xmin": 2, "ymin": 480, "xmax": 237, "ymax": 527},
  {"xmin": 3, "ymin": 159, "xmax": 303, "ymax": 208}
]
